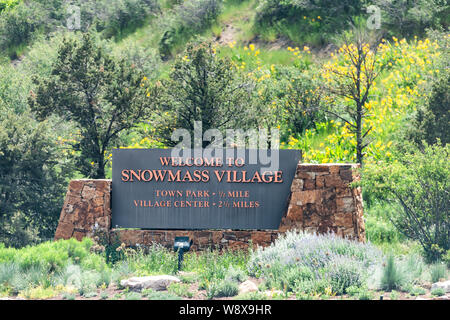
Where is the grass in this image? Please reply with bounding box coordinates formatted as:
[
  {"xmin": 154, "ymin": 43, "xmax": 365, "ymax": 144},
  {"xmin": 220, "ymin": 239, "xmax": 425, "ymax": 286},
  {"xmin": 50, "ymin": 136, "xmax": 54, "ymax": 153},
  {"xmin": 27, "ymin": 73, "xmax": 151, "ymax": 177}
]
[
  {"xmin": 213, "ymin": 0, "xmax": 257, "ymax": 43},
  {"xmin": 167, "ymin": 282, "xmax": 194, "ymax": 298},
  {"xmin": 430, "ymin": 263, "xmax": 447, "ymax": 283},
  {"xmin": 219, "ymin": 45, "xmax": 298, "ymax": 66},
  {"xmin": 206, "ymin": 279, "xmax": 239, "ymax": 299},
  {"xmin": 0, "ymin": 235, "xmax": 448, "ymax": 300}
]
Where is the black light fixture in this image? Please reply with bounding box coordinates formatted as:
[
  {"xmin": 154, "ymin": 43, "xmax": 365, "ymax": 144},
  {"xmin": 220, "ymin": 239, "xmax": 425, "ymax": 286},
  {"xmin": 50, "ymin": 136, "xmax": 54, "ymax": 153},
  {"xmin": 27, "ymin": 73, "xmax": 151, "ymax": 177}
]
[{"xmin": 173, "ymin": 236, "xmax": 193, "ymax": 271}]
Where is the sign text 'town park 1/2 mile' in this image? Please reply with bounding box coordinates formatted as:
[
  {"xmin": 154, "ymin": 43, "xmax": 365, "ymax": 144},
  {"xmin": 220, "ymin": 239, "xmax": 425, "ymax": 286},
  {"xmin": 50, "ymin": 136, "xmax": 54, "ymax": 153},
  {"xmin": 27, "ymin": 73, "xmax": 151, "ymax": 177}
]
[{"xmin": 112, "ymin": 149, "xmax": 302, "ymax": 230}]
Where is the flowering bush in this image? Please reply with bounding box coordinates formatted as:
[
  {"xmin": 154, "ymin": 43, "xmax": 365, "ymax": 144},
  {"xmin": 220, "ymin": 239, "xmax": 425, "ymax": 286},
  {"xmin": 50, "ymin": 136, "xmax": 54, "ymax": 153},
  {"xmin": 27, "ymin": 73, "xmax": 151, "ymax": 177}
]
[
  {"xmin": 289, "ymin": 36, "xmax": 445, "ymax": 164},
  {"xmin": 248, "ymin": 231, "xmax": 382, "ymax": 294}
]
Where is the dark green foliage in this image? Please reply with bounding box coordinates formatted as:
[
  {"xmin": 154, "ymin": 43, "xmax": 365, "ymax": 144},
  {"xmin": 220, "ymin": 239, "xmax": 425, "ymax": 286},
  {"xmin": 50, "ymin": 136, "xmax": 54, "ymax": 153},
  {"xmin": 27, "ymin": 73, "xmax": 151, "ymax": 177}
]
[
  {"xmin": 151, "ymin": 42, "xmax": 254, "ymax": 147},
  {"xmin": 443, "ymin": 250, "xmax": 450, "ymax": 268},
  {"xmin": 0, "ymin": 1, "xmax": 45, "ymax": 57},
  {"xmin": 0, "ymin": 0, "xmax": 160, "ymax": 57},
  {"xmin": 362, "ymin": 143, "xmax": 449, "ymax": 262},
  {"xmin": 158, "ymin": 0, "xmax": 222, "ymax": 59},
  {"xmin": 0, "ymin": 0, "xmax": 20, "ymax": 12},
  {"xmin": 431, "ymin": 287, "xmax": 445, "ymax": 296},
  {"xmin": 115, "ymin": 42, "xmax": 162, "ymax": 80},
  {"xmin": 0, "ymin": 111, "xmax": 72, "ymax": 245},
  {"xmin": 29, "ymin": 33, "xmax": 151, "ymax": 178},
  {"xmin": 374, "ymin": 0, "xmax": 448, "ymax": 37},
  {"xmin": 99, "ymin": 0, "xmax": 160, "ymax": 39},
  {"xmin": 0, "ymin": 211, "xmax": 40, "ymax": 249},
  {"xmin": 364, "ymin": 202, "xmax": 403, "ymax": 244},
  {"xmin": 254, "ymin": 0, "xmax": 365, "ymax": 45},
  {"xmin": 413, "ymin": 71, "xmax": 449, "ymax": 146},
  {"xmin": 276, "ymin": 65, "xmax": 325, "ymax": 137}
]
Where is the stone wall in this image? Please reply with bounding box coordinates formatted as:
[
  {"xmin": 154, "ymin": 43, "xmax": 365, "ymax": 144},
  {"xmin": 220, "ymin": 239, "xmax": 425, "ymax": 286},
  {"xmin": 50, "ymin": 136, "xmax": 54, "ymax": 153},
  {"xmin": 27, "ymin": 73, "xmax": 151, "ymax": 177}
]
[
  {"xmin": 54, "ymin": 163, "xmax": 365, "ymax": 249},
  {"xmin": 281, "ymin": 163, "xmax": 365, "ymax": 242},
  {"xmin": 54, "ymin": 180, "xmax": 111, "ymax": 241}
]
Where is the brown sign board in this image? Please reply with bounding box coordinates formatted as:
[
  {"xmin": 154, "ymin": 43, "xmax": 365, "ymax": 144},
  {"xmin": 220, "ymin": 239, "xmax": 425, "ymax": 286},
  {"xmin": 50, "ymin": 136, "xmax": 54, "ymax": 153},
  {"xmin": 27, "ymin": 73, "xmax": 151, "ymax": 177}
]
[{"xmin": 112, "ymin": 149, "xmax": 302, "ymax": 230}]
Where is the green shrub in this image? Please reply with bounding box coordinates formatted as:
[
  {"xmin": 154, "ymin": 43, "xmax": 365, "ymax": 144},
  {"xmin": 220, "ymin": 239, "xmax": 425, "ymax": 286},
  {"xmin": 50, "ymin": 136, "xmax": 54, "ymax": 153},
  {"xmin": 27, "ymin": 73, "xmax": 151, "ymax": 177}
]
[
  {"xmin": 142, "ymin": 288, "xmax": 181, "ymax": 300},
  {"xmin": 100, "ymin": 0, "xmax": 159, "ymax": 38},
  {"xmin": 409, "ymin": 286, "xmax": 426, "ymax": 296},
  {"xmin": 100, "ymin": 291, "xmax": 109, "ymax": 299},
  {"xmin": 62, "ymin": 292, "xmax": 76, "ymax": 300},
  {"xmin": 125, "ymin": 291, "xmax": 142, "ymax": 300},
  {"xmin": 393, "ymin": 253, "xmax": 427, "ymax": 289},
  {"xmin": 224, "ymin": 266, "xmax": 247, "ymax": 283},
  {"xmin": 125, "ymin": 244, "xmax": 178, "ymax": 275},
  {"xmin": 362, "ymin": 142, "xmax": 449, "ymax": 262},
  {"xmin": 0, "ymin": 238, "xmax": 94, "ymax": 272},
  {"xmin": 431, "ymin": 287, "xmax": 445, "ymax": 296},
  {"xmin": 346, "ymin": 285, "xmax": 373, "ymax": 299},
  {"xmin": 0, "ymin": 0, "xmax": 20, "ymax": 12},
  {"xmin": 234, "ymin": 291, "xmax": 267, "ymax": 300},
  {"xmin": 357, "ymin": 289, "xmax": 374, "ymax": 300},
  {"xmin": 0, "ymin": 0, "xmax": 160, "ymax": 56},
  {"xmin": 158, "ymin": 0, "xmax": 222, "ymax": 59},
  {"xmin": 207, "ymin": 279, "xmax": 239, "ymax": 299},
  {"xmin": 381, "ymin": 254, "xmax": 403, "ymax": 291},
  {"xmin": 443, "ymin": 250, "xmax": 450, "ymax": 269},
  {"xmin": 389, "ymin": 290, "xmax": 399, "ymax": 300},
  {"xmin": 412, "ymin": 71, "xmax": 449, "ymax": 146},
  {"xmin": 184, "ymin": 247, "xmax": 248, "ymax": 284},
  {"xmin": 0, "ymin": 111, "xmax": 73, "ymax": 246},
  {"xmin": 167, "ymin": 282, "xmax": 193, "ymax": 298},
  {"xmin": 293, "ymin": 278, "xmax": 330, "ymax": 296},
  {"xmin": 295, "ymin": 292, "xmax": 314, "ymax": 300},
  {"xmin": 430, "ymin": 263, "xmax": 447, "ymax": 283},
  {"xmin": 254, "ymin": 0, "xmax": 364, "ymax": 45},
  {"xmin": 178, "ymin": 272, "xmax": 199, "ymax": 284},
  {"xmin": 0, "ymin": 1, "xmax": 46, "ymax": 56},
  {"xmin": 364, "ymin": 202, "xmax": 403, "ymax": 244},
  {"xmin": 374, "ymin": 0, "xmax": 448, "ymax": 37},
  {"xmin": 327, "ymin": 256, "xmax": 365, "ymax": 295},
  {"xmin": 82, "ymin": 291, "xmax": 98, "ymax": 298},
  {"xmin": 277, "ymin": 266, "xmax": 314, "ymax": 293}
]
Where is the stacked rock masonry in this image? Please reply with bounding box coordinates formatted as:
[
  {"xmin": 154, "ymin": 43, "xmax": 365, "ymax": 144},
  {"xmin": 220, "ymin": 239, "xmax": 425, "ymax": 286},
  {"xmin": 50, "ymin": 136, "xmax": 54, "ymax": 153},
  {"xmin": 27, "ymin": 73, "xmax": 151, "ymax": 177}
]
[{"xmin": 54, "ymin": 163, "xmax": 365, "ymax": 249}]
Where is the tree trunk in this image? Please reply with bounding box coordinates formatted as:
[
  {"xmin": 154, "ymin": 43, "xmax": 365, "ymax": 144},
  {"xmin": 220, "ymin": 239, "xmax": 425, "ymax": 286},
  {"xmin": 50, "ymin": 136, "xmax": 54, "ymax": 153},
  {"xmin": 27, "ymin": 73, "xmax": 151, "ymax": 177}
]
[
  {"xmin": 356, "ymin": 102, "xmax": 363, "ymax": 165},
  {"xmin": 95, "ymin": 153, "xmax": 105, "ymax": 179}
]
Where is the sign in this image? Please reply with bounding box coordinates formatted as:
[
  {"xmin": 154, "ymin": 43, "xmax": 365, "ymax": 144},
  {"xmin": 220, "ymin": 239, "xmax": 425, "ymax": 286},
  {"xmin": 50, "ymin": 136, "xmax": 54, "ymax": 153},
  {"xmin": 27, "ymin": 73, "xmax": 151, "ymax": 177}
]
[{"xmin": 112, "ymin": 149, "xmax": 302, "ymax": 230}]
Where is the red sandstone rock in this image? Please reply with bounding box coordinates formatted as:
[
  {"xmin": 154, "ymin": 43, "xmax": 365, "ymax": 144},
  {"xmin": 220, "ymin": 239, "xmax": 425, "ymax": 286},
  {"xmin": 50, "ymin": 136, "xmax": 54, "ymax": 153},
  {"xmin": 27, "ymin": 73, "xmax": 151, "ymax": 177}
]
[
  {"xmin": 54, "ymin": 221, "xmax": 74, "ymax": 240},
  {"xmin": 329, "ymin": 165, "xmax": 340, "ymax": 174},
  {"xmin": 334, "ymin": 212, "xmax": 354, "ymax": 226},
  {"xmin": 316, "ymin": 176, "xmax": 325, "ymax": 188},
  {"xmin": 290, "ymin": 178, "xmax": 304, "ymax": 191},
  {"xmin": 291, "ymin": 190, "xmax": 321, "ymax": 205},
  {"xmin": 73, "ymin": 231, "xmax": 86, "ymax": 241},
  {"xmin": 286, "ymin": 205, "xmax": 303, "ymax": 220},
  {"xmin": 336, "ymin": 197, "xmax": 356, "ymax": 213},
  {"xmin": 324, "ymin": 174, "xmax": 344, "ymax": 188},
  {"xmin": 303, "ymin": 179, "xmax": 316, "ymax": 190}
]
